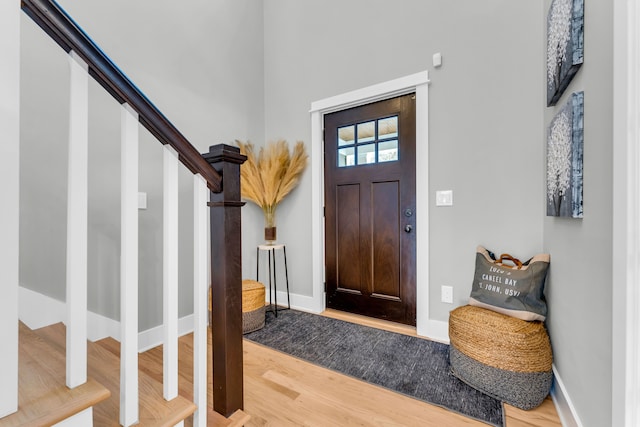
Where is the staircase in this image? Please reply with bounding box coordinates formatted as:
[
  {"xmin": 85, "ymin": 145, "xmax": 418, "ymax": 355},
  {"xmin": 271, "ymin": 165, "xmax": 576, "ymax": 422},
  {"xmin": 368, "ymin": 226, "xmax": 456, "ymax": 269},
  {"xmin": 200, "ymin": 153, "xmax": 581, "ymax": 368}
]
[
  {"xmin": 2, "ymin": 322, "xmax": 249, "ymax": 427},
  {"xmin": 1, "ymin": 323, "xmax": 110, "ymax": 427},
  {"xmin": 1, "ymin": 0, "xmax": 247, "ymax": 425}
]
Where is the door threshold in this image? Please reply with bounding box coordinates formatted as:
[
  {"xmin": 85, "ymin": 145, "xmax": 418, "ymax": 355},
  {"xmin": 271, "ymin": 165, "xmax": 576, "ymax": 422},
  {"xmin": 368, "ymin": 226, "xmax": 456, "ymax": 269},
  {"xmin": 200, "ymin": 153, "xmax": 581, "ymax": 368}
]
[{"xmin": 320, "ymin": 308, "xmax": 419, "ymax": 338}]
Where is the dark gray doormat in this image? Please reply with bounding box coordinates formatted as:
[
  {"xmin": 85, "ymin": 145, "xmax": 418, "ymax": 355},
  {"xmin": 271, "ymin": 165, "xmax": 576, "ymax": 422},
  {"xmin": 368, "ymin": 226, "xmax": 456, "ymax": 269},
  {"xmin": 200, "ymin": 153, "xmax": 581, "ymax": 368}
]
[{"xmin": 244, "ymin": 309, "xmax": 504, "ymax": 427}]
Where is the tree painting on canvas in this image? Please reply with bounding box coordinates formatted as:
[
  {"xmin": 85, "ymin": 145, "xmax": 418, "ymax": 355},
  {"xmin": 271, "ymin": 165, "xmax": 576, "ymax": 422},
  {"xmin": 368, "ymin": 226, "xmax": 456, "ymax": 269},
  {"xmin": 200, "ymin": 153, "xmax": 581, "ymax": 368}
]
[
  {"xmin": 547, "ymin": 91, "xmax": 584, "ymax": 218},
  {"xmin": 547, "ymin": 0, "xmax": 584, "ymax": 106}
]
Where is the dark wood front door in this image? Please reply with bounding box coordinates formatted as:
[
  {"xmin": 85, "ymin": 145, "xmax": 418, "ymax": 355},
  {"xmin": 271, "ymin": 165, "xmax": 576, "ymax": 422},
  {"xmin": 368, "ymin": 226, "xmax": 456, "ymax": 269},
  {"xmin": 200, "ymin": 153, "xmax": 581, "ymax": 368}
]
[{"xmin": 324, "ymin": 94, "xmax": 416, "ymax": 325}]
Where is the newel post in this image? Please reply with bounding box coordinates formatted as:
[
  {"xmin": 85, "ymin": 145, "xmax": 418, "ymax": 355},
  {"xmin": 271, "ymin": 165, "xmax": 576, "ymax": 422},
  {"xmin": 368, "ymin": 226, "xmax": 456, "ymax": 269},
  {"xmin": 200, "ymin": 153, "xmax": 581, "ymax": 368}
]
[{"xmin": 202, "ymin": 144, "xmax": 246, "ymax": 417}]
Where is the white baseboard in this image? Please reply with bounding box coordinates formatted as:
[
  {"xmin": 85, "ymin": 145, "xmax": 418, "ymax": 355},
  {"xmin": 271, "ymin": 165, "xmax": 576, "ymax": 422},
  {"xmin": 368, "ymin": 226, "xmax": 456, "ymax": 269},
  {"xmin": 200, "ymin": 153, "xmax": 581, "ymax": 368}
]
[
  {"xmin": 20, "ymin": 285, "xmax": 450, "ymax": 351},
  {"xmin": 87, "ymin": 311, "xmax": 121, "ymax": 342},
  {"xmin": 422, "ymin": 319, "xmax": 450, "ymax": 344},
  {"xmin": 19, "ymin": 286, "xmax": 66, "ymax": 330},
  {"xmin": 551, "ymin": 365, "xmax": 583, "ymax": 427},
  {"xmin": 18, "ymin": 286, "xmax": 196, "ymax": 352},
  {"xmin": 20, "ymin": 286, "xmax": 119, "ymax": 342},
  {"xmin": 138, "ymin": 315, "xmax": 196, "ymax": 353},
  {"xmin": 267, "ymin": 290, "xmax": 324, "ymax": 314}
]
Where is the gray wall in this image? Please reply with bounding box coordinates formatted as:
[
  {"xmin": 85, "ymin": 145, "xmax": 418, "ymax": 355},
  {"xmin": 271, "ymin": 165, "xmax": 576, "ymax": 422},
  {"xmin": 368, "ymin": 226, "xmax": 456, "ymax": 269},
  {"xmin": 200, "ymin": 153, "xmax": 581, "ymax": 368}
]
[
  {"xmin": 262, "ymin": 0, "xmax": 545, "ymax": 318},
  {"xmin": 19, "ymin": 0, "xmax": 265, "ymax": 330},
  {"xmin": 542, "ymin": 1, "xmax": 614, "ymax": 426}
]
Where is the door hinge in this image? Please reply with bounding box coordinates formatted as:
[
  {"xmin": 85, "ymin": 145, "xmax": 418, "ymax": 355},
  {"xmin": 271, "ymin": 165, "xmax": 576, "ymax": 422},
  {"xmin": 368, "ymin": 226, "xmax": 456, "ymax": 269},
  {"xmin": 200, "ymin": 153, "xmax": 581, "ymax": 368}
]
[
  {"xmin": 323, "ymin": 206, "xmax": 326, "ymax": 217},
  {"xmin": 324, "ymin": 281, "xmax": 327, "ymax": 292}
]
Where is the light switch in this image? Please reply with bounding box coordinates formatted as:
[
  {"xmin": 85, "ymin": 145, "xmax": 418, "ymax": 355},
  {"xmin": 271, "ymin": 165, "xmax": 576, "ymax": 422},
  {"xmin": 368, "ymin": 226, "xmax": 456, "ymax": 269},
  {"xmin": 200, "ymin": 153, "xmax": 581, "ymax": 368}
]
[{"xmin": 436, "ymin": 190, "xmax": 453, "ymax": 206}]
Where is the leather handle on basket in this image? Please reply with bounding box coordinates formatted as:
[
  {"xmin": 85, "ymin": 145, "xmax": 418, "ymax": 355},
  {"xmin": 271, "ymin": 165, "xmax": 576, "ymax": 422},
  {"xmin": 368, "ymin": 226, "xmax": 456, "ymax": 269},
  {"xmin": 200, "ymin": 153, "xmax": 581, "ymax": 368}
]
[{"xmin": 497, "ymin": 254, "xmax": 523, "ymax": 269}]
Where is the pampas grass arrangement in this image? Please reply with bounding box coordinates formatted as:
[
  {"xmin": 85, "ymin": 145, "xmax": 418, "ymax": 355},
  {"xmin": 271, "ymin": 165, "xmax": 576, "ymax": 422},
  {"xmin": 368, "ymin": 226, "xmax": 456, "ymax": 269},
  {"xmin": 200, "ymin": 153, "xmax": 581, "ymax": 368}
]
[{"xmin": 237, "ymin": 140, "xmax": 308, "ymax": 241}]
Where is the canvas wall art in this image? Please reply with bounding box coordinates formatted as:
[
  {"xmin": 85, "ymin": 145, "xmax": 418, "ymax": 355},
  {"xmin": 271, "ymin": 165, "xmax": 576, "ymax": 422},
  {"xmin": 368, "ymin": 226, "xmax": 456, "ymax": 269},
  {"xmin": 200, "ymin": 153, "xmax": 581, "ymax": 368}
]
[
  {"xmin": 546, "ymin": 0, "xmax": 584, "ymax": 106},
  {"xmin": 547, "ymin": 91, "xmax": 584, "ymax": 218}
]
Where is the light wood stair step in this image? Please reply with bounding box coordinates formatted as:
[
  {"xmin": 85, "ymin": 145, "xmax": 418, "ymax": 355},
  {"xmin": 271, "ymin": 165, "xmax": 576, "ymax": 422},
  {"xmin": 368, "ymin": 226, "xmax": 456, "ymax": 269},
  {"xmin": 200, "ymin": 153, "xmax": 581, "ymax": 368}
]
[
  {"xmin": 98, "ymin": 331, "xmax": 250, "ymax": 426},
  {"xmin": 33, "ymin": 323, "xmax": 197, "ymax": 427},
  {"xmin": 0, "ymin": 322, "xmax": 110, "ymax": 427}
]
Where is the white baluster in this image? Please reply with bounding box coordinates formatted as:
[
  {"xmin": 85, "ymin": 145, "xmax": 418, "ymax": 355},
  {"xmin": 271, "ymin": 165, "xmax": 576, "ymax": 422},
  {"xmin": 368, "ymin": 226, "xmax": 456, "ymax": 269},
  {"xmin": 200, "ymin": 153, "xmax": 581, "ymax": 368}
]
[
  {"xmin": 0, "ymin": 0, "xmax": 20, "ymax": 417},
  {"xmin": 193, "ymin": 174, "xmax": 208, "ymax": 427},
  {"xmin": 120, "ymin": 104, "xmax": 139, "ymax": 426},
  {"xmin": 163, "ymin": 145, "xmax": 179, "ymax": 402},
  {"xmin": 66, "ymin": 51, "xmax": 89, "ymax": 389}
]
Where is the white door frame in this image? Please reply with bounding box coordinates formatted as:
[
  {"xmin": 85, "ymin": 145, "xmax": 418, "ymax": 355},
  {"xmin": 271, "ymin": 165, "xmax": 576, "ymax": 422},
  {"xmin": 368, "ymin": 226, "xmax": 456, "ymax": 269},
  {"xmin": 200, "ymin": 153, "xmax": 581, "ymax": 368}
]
[
  {"xmin": 309, "ymin": 71, "xmax": 445, "ymax": 340},
  {"xmin": 612, "ymin": 0, "xmax": 640, "ymax": 425}
]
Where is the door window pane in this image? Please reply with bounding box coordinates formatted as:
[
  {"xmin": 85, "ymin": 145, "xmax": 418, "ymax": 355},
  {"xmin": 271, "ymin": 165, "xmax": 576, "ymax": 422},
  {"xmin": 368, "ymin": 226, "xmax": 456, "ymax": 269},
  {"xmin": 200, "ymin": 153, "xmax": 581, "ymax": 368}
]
[
  {"xmin": 357, "ymin": 144, "xmax": 376, "ymax": 165},
  {"xmin": 338, "ymin": 147, "xmax": 355, "ymax": 167},
  {"xmin": 378, "ymin": 116, "xmax": 398, "ymax": 139},
  {"xmin": 379, "ymin": 140, "xmax": 398, "ymax": 162},
  {"xmin": 357, "ymin": 121, "xmax": 375, "ymax": 143},
  {"xmin": 338, "ymin": 125, "xmax": 355, "ymax": 147}
]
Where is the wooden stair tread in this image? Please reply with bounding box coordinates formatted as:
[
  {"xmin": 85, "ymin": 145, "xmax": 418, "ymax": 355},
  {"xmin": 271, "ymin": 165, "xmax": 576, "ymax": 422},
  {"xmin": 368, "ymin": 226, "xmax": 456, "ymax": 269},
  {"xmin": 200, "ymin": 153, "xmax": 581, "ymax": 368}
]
[
  {"xmin": 98, "ymin": 336, "xmax": 238, "ymax": 427},
  {"xmin": 33, "ymin": 323, "xmax": 196, "ymax": 427},
  {"xmin": 0, "ymin": 323, "xmax": 110, "ymax": 427},
  {"xmin": 30, "ymin": 323, "xmax": 246, "ymax": 426},
  {"xmin": 90, "ymin": 342, "xmax": 196, "ymax": 427}
]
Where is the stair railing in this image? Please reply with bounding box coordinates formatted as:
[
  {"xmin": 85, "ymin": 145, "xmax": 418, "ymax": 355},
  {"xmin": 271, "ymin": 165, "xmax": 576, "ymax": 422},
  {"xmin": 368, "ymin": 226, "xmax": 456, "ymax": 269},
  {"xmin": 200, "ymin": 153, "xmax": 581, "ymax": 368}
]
[{"xmin": 16, "ymin": 0, "xmax": 245, "ymax": 425}]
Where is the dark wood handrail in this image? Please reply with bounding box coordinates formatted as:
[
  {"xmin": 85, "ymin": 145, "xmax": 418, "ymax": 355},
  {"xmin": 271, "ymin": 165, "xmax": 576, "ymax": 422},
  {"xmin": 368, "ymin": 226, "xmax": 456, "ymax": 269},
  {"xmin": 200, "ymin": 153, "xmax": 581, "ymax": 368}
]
[{"xmin": 21, "ymin": 0, "xmax": 223, "ymax": 192}]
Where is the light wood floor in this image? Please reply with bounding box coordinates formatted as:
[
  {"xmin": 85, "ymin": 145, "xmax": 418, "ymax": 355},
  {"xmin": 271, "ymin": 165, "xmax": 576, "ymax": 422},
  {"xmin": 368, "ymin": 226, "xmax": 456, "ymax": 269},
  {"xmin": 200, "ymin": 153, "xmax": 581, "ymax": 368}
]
[{"xmin": 241, "ymin": 308, "xmax": 562, "ymax": 427}]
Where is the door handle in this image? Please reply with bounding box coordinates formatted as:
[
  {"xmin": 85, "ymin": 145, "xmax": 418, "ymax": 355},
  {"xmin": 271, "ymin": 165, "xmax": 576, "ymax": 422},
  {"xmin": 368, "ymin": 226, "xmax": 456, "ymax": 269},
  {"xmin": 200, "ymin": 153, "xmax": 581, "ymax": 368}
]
[{"xmin": 404, "ymin": 225, "xmax": 413, "ymax": 233}]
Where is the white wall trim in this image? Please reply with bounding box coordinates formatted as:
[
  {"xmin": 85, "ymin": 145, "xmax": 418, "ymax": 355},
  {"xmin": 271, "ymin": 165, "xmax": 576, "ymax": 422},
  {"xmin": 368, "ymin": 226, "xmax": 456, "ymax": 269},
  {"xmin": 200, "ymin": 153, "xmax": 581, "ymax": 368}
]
[
  {"xmin": 424, "ymin": 320, "xmax": 449, "ymax": 344},
  {"xmin": 19, "ymin": 287, "xmax": 119, "ymax": 343},
  {"xmin": 309, "ymin": 71, "xmax": 434, "ymax": 338},
  {"xmin": 138, "ymin": 315, "xmax": 196, "ymax": 353},
  {"xmin": 87, "ymin": 311, "xmax": 121, "ymax": 342},
  {"xmin": 18, "ymin": 285, "xmax": 198, "ymax": 352},
  {"xmin": 414, "ymin": 81, "xmax": 431, "ymax": 339},
  {"xmin": 0, "ymin": 0, "xmax": 20, "ymax": 416},
  {"xmin": 310, "ymin": 71, "xmax": 429, "ymax": 114},
  {"xmin": 267, "ymin": 290, "xmax": 324, "ymax": 314},
  {"xmin": 550, "ymin": 365, "xmax": 583, "ymax": 427},
  {"xmin": 612, "ymin": 0, "xmax": 640, "ymax": 426},
  {"xmin": 20, "ymin": 286, "xmax": 68, "ymax": 330}
]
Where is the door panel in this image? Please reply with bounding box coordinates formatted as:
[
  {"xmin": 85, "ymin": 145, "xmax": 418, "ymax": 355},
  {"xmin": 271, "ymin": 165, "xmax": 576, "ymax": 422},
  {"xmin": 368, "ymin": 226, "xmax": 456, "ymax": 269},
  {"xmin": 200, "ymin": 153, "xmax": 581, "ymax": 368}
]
[
  {"xmin": 324, "ymin": 93, "xmax": 416, "ymax": 325},
  {"xmin": 372, "ymin": 180, "xmax": 400, "ymax": 300},
  {"xmin": 336, "ymin": 183, "xmax": 361, "ymax": 294}
]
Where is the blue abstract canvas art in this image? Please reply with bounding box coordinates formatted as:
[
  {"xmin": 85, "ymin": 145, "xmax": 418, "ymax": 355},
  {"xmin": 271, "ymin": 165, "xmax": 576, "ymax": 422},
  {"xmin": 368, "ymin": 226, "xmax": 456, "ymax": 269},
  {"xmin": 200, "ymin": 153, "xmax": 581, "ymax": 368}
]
[
  {"xmin": 547, "ymin": 91, "xmax": 584, "ymax": 218},
  {"xmin": 546, "ymin": 0, "xmax": 584, "ymax": 106}
]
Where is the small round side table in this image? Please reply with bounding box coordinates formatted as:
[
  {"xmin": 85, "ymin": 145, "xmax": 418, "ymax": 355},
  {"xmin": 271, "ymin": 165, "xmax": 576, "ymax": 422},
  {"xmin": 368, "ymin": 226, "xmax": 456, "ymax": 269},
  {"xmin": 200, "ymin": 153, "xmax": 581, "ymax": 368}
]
[{"xmin": 256, "ymin": 243, "xmax": 290, "ymax": 316}]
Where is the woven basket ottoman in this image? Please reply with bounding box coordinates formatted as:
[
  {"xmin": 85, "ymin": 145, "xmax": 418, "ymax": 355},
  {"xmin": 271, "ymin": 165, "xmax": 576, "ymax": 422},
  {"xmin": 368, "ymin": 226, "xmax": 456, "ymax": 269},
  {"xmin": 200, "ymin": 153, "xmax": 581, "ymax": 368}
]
[
  {"xmin": 242, "ymin": 280, "xmax": 266, "ymax": 334},
  {"xmin": 448, "ymin": 305, "xmax": 553, "ymax": 410}
]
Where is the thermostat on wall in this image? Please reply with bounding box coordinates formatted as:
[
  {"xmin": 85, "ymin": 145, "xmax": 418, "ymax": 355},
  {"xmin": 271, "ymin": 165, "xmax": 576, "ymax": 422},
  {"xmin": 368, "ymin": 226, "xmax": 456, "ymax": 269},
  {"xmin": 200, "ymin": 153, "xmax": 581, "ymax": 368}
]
[
  {"xmin": 433, "ymin": 52, "xmax": 442, "ymax": 68},
  {"xmin": 138, "ymin": 192, "xmax": 147, "ymax": 210}
]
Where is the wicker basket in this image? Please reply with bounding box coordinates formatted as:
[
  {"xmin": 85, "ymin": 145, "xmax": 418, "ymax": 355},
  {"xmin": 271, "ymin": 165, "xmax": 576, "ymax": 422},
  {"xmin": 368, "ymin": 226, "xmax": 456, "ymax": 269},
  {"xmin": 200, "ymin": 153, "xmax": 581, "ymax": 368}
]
[
  {"xmin": 449, "ymin": 305, "xmax": 553, "ymax": 410},
  {"xmin": 242, "ymin": 280, "xmax": 265, "ymax": 334}
]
